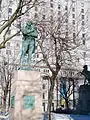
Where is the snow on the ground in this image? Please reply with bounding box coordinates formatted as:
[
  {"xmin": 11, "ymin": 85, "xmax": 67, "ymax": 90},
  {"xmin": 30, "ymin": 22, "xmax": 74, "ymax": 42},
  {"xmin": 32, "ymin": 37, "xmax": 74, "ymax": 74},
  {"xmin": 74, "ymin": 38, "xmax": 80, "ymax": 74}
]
[{"xmin": 51, "ymin": 113, "xmax": 90, "ymax": 120}]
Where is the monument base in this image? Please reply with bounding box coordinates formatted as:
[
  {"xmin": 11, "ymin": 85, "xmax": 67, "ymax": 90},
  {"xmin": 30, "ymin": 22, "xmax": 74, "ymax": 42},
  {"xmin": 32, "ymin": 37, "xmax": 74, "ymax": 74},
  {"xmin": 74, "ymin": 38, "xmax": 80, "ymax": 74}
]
[
  {"xmin": 10, "ymin": 70, "xmax": 42, "ymax": 120},
  {"xmin": 77, "ymin": 85, "xmax": 90, "ymax": 114}
]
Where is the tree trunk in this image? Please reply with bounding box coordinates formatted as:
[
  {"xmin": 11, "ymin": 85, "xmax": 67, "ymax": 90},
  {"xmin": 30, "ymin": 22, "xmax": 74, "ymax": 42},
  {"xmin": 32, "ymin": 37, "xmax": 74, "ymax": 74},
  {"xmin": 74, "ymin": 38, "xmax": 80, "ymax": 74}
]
[
  {"xmin": 47, "ymin": 79, "xmax": 55, "ymax": 120},
  {"xmin": 65, "ymin": 98, "xmax": 69, "ymax": 109},
  {"xmin": 47, "ymin": 90, "xmax": 52, "ymax": 120},
  {"xmin": 3, "ymin": 90, "xmax": 7, "ymax": 110},
  {"xmin": 3, "ymin": 81, "xmax": 9, "ymax": 111}
]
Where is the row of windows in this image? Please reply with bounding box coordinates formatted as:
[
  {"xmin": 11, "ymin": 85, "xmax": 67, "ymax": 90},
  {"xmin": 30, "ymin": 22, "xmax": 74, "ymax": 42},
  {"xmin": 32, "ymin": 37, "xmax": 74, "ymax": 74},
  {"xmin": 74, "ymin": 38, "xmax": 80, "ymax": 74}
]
[
  {"xmin": 35, "ymin": 13, "xmax": 46, "ymax": 20},
  {"xmin": 51, "ymin": 2, "xmax": 60, "ymax": 9},
  {"xmin": 72, "ymin": 7, "xmax": 84, "ymax": 13},
  {"xmin": 61, "ymin": 71, "xmax": 75, "ymax": 77},
  {"xmin": 72, "ymin": 14, "xmax": 84, "ymax": 20},
  {"xmin": 35, "ymin": 68, "xmax": 50, "ymax": 73},
  {"xmin": 43, "ymin": 69, "xmax": 49, "ymax": 73},
  {"xmin": 7, "ymin": 42, "xmax": 20, "ymax": 47},
  {"xmin": 72, "ymin": 20, "xmax": 84, "ymax": 25}
]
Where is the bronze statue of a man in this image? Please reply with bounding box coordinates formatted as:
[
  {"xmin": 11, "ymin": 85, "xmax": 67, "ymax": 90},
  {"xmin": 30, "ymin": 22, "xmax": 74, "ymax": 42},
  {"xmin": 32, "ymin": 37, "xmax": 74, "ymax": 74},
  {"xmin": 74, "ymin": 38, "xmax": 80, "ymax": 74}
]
[
  {"xmin": 81, "ymin": 65, "xmax": 90, "ymax": 84},
  {"xmin": 20, "ymin": 21, "xmax": 38, "ymax": 70}
]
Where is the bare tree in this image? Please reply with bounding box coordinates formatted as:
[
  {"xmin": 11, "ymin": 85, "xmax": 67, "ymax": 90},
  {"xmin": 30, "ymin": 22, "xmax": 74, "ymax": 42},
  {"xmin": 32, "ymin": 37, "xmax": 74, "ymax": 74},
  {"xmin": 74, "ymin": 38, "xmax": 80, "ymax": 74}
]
[
  {"xmin": 0, "ymin": 0, "xmax": 41, "ymax": 49},
  {"xmin": 36, "ymin": 2, "xmax": 85, "ymax": 119},
  {"xmin": 37, "ymin": 25, "xmax": 81, "ymax": 119},
  {"xmin": 0, "ymin": 56, "xmax": 15, "ymax": 111}
]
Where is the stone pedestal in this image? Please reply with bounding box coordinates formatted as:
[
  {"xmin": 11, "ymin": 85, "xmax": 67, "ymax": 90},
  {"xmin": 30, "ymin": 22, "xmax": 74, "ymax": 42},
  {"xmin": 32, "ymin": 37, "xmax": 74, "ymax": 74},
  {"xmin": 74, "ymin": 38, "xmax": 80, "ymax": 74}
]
[
  {"xmin": 10, "ymin": 70, "xmax": 42, "ymax": 120},
  {"xmin": 77, "ymin": 85, "xmax": 90, "ymax": 114}
]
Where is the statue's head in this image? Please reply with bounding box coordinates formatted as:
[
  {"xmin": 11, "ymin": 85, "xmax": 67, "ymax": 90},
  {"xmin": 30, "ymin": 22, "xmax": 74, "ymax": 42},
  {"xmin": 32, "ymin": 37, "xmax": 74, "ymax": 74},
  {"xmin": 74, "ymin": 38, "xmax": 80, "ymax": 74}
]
[
  {"xmin": 83, "ymin": 65, "xmax": 88, "ymax": 70},
  {"xmin": 26, "ymin": 21, "xmax": 33, "ymax": 26}
]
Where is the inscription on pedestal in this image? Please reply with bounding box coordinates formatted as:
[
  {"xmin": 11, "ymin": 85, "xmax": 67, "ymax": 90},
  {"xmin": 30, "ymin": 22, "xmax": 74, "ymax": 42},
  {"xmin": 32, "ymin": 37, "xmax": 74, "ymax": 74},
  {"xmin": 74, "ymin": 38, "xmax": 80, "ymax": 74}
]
[{"xmin": 23, "ymin": 95, "xmax": 35, "ymax": 109}]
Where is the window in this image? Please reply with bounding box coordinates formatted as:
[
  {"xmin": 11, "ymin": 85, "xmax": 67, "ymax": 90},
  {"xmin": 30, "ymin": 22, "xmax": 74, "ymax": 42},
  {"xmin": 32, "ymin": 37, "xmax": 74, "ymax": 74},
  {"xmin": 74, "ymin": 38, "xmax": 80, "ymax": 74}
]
[
  {"xmin": 73, "ymin": 33, "xmax": 75, "ymax": 41},
  {"xmin": 58, "ymin": 4, "xmax": 60, "ymax": 9},
  {"xmin": 50, "ymin": 15, "xmax": 53, "ymax": 21},
  {"xmin": 58, "ymin": 17, "xmax": 60, "ymax": 21},
  {"xmin": 43, "ymin": 84, "xmax": 45, "ymax": 89},
  {"xmin": 9, "ymin": 0, "xmax": 13, "ymax": 4},
  {"xmin": 72, "ymin": 0, "xmax": 75, "ymax": 2},
  {"xmin": 42, "ymin": 15, "xmax": 45, "ymax": 19},
  {"xmin": 16, "ymin": 43, "xmax": 20, "ymax": 47},
  {"xmin": 81, "ymin": 9, "xmax": 84, "ymax": 13},
  {"xmin": 73, "ymin": 20, "xmax": 75, "ymax": 24},
  {"xmin": 52, "ymin": 103, "xmax": 54, "ymax": 111},
  {"xmin": 72, "ymin": 7, "xmax": 75, "ymax": 12},
  {"xmin": 34, "ymin": 13, "xmax": 38, "ymax": 18},
  {"xmin": 81, "ymin": 3, "xmax": 84, "ymax": 7},
  {"xmin": 37, "ymin": 54, "xmax": 39, "ymax": 58},
  {"xmin": 8, "ymin": 8, "xmax": 12, "ymax": 13},
  {"xmin": 35, "ymin": 6, "xmax": 38, "ymax": 11},
  {"xmin": 82, "ymin": 34, "xmax": 85, "ymax": 45},
  {"xmin": 73, "ymin": 33, "xmax": 75, "ymax": 42},
  {"xmin": 7, "ymin": 42, "xmax": 10, "ymax": 47},
  {"xmin": 65, "ymin": 6, "xmax": 68, "ymax": 10},
  {"xmin": 83, "ymin": 52, "xmax": 86, "ymax": 58},
  {"xmin": 73, "ymin": 33, "xmax": 75, "ymax": 37},
  {"xmin": 6, "ymin": 50, "xmax": 11, "ymax": 55},
  {"xmin": 82, "ymin": 21, "xmax": 84, "ymax": 25},
  {"xmin": 43, "ymin": 93, "xmax": 45, "ymax": 99},
  {"xmin": 43, "ymin": 69, "xmax": 45, "ymax": 73},
  {"xmin": 83, "ymin": 39, "xmax": 85, "ymax": 45},
  {"xmin": 72, "ymin": 14, "xmax": 75, "ymax": 18},
  {"xmin": 47, "ymin": 70, "xmax": 49, "ymax": 73},
  {"xmin": 50, "ymin": 3, "xmax": 53, "ymax": 8},
  {"xmin": 82, "ymin": 15, "xmax": 84, "ymax": 19},
  {"xmin": 82, "ymin": 33, "xmax": 85, "ymax": 38},
  {"xmin": 58, "ymin": 11, "xmax": 60, "ymax": 15},
  {"xmin": 42, "ymin": 103, "xmax": 45, "ymax": 112},
  {"xmin": 43, "ymin": 76, "xmax": 49, "ymax": 80},
  {"xmin": 66, "ymin": 31, "xmax": 68, "ymax": 36}
]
